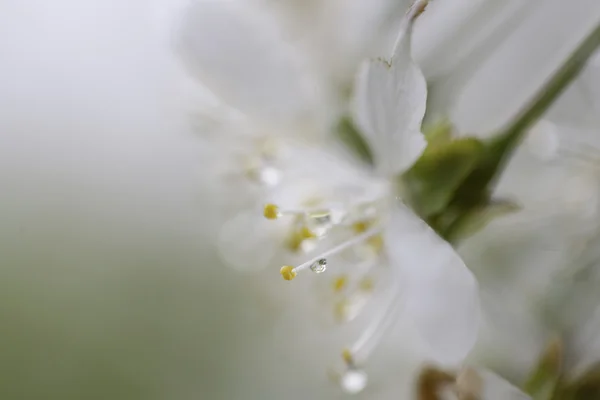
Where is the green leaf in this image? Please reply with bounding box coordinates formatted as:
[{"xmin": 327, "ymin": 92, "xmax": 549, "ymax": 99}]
[
  {"xmin": 523, "ymin": 337, "xmax": 563, "ymax": 400},
  {"xmin": 335, "ymin": 116, "xmax": 373, "ymax": 165},
  {"xmin": 443, "ymin": 199, "xmax": 520, "ymax": 243},
  {"xmin": 401, "ymin": 137, "xmax": 485, "ymax": 218}
]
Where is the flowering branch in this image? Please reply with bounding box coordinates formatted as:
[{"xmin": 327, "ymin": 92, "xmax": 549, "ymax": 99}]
[{"xmin": 402, "ymin": 22, "xmax": 600, "ymax": 244}]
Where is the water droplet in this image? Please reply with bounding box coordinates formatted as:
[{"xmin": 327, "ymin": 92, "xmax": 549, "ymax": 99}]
[
  {"xmin": 244, "ymin": 158, "xmax": 281, "ymax": 186},
  {"xmin": 305, "ymin": 211, "xmax": 333, "ymax": 236},
  {"xmin": 310, "ymin": 258, "xmax": 327, "ymax": 273},
  {"xmin": 340, "ymin": 368, "xmax": 368, "ymax": 394},
  {"xmin": 305, "ymin": 208, "xmax": 345, "ymax": 237},
  {"xmin": 313, "ymin": 213, "xmax": 331, "ymax": 226}
]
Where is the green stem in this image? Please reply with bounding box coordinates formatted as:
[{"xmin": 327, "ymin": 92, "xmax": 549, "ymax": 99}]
[
  {"xmin": 492, "ymin": 21, "xmax": 600, "ymax": 157},
  {"xmin": 437, "ymin": 22, "xmax": 600, "ymax": 244}
]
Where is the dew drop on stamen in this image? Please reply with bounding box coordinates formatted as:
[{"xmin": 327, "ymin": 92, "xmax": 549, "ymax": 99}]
[
  {"xmin": 305, "ymin": 208, "xmax": 345, "ymax": 237},
  {"xmin": 243, "ymin": 156, "xmax": 281, "ymax": 186},
  {"xmin": 340, "ymin": 368, "xmax": 368, "ymax": 394},
  {"xmin": 310, "ymin": 258, "xmax": 327, "ymax": 273}
]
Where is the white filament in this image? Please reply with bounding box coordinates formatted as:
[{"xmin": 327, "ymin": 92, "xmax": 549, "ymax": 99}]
[
  {"xmin": 349, "ymin": 262, "xmax": 404, "ymax": 361},
  {"xmin": 292, "ymin": 227, "xmax": 382, "ymax": 274}
]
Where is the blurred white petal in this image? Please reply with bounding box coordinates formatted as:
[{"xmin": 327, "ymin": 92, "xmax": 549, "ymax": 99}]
[
  {"xmin": 386, "ymin": 203, "xmax": 480, "ymax": 365},
  {"xmin": 440, "ymin": 0, "xmax": 600, "ymax": 136},
  {"xmin": 414, "ymin": 0, "xmax": 539, "ymax": 80},
  {"xmin": 457, "ymin": 367, "xmax": 531, "ymax": 400},
  {"xmin": 178, "ymin": 0, "xmax": 319, "ymax": 124},
  {"xmin": 353, "ymin": 3, "xmax": 427, "ymax": 176},
  {"xmin": 545, "ymin": 52, "xmax": 600, "ymax": 130},
  {"xmin": 218, "ymin": 211, "xmax": 279, "ymax": 272},
  {"xmin": 267, "ymin": 0, "xmax": 411, "ymax": 87}
]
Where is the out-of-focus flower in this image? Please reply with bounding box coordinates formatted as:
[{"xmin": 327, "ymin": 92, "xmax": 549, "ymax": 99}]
[
  {"xmin": 415, "ymin": 0, "xmax": 600, "ymax": 136},
  {"xmin": 254, "ymin": 0, "xmax": 413, "ymax": 90},
  {"xmin": 435, "ymin": 59, "xmax": 600, "ymax": 400},
  {"xmin": 2, "ymin": 0, "xmax": 600, "ymax": 399},
  {"xmin": 456, "ymin": 61, "xmax": 600, "ymax": 373},
  {"xmin": 178, "ymin": 0, "xmax": 479, "ymax": 392},
  {"xmin": 414, "ymin": 365, "xmax": 530, "ymax": 399}
]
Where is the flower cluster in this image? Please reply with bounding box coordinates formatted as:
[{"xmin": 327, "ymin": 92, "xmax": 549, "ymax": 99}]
[
  {"xmin": 178, "ymin": 0, "xmax": 600, "ymax": 397},
  {"xmin": 179, "ymin": 0, "xmax": 479, "ymax": 393}
]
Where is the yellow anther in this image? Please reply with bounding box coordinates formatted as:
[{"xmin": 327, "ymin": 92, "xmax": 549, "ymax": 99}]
[
  {"xmin": 367, "ymin": 235, "xmax": 384, "ymax": 253},
  {"xmin": 342, "ymin": 349, "xmax": 354, "ymax": 365},
  {"xmin": 352, "ymin": 221, "xmax": 370, "ymax": 233},
  {"xmin": 286, "ymin": 232, "xmax": 304, "ymax": 252},
  {"xmin": 358, "ymin": 277, "xmax": 374, "ymax": 292},
  {"xmin": 280, "ymin": 265, "xmax": 297, "ymax": 281},
  {"xmin": 299, "ymin": 226, "xmax": 316, "ymax": 239},
  {"xmin": 285, "ymin": 224, "xmax": 317, "ymax": 252},
  {"xmin": 263, "ymin": 203, "xmax": 280, "ymax": 220},
  {"xmin": 334, "ymin": 300, "xmax": 349, "ymax": 322},
  {"xmin": 332, "ymin": 275, "xmax": 348, "ymax": 292}
]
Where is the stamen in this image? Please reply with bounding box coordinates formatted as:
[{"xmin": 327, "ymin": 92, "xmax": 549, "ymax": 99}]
[
  {"xmin": 280, "ymin": 226, "xmax": 382, "ymax": 280},
  {"xmin": 333, "ymin": 262, "xmax": 379, "ymax": 323},
  {"xmin": 347, "ymin": 265, "xmax": 403, "ymax": 362},
  {"xmin": 265, "ymin": 204, "xmax": 345, "ymax": 219},
  {"xmin": 352, "ymin": 221, "xmax": 371, "ymax": 233},
  {"xmin": 407, "ymin": 0, "xmax": 428, "ymax": 21},
  {"xmin": 358, "ymin": 277, "xmax": 375, "ymax": 292},
  {"xmin": 339, "ymin": 366, "xmax": 368, "ymax": 394},
  {"xmin": 332, "ymin": 275, "xmax": 348, "ymax": 292},
  {"xmin": 263, "ymin": 203, "xmax": 280, "ymax": 220},
  {"xmin": 337, "ymin": 348, "xmax": 368, "ymax": 394},
  {"xmin": 337, "ymin": 349, "xmax": 368, "ymax": 394},
  {"xmin": 299, "ymin": 226, "xmax": 317, "ymax": 240},
  {"xmin": 263, "ymin": 203, "xmax": 346, "ymax": 236},
  {"xmin": 332, "ymin": 278, "xmax": 402, "ymax": 393},
  {"xmin": 305, "ymin": 208, "xmax": 345, "ymax": 237},
  {"xmin": 341, "ymin": 348, "xmax": 354, "ymax": 365},
  {"xmin": 280, "ymin": 265, "xmax": 297, "ymax": 281},
  {"xmin": 285, "ymin": 225, "xmax": 317, "ymax": 253},
  {"xmin": 245, "ymin": 164, "xmax": 281, "ymax": 186},
  {"xmin": 334, "ymin": 293, "xmax": 371, "ymax": 323}
]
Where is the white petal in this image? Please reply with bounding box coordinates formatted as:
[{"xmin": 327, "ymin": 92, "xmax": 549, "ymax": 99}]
[
  {"xmin": 353, "ymin": 1, "xmax": 428, "ymax": 176},
  {"xmin": 178, "ymin": 0, "xmax": 318, "ymax": 123},
  {"xmin": 457, "ymin": 367, "xmax": 531, "ymax": 400},
  {"xmin": 413, "ymin": 0, "xmax": 537, "ymax": 80},
  {"xmin": 218, "ymin": 211, "xmax": 277, "ymax": 272},
  {"xmin": 444, "ymin": 0, "xmax": 600, "ymax": 136},
  {"xmin": 386, "ymin": 203, "xmax": 480, "ymax": 365}
]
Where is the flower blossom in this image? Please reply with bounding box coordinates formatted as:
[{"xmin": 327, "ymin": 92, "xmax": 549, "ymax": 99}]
[{"xmin": 179, "ymin": 0, "xmax": 480, "ymax": 392}]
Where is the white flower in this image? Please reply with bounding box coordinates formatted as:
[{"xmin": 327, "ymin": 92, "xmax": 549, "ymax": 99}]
[
  {"xmin": 179, "ymin": 0, "xmax": 479, "ymax": 391},
  {"xmin": 4, "ymin": 0, "xmax": 597, "ymax": 399},
  {"xmin": 253, "ymin": 0, "xmax": 415, "ymax": 88},
  {"xmin": 415, "ymin": 0, "xmax": 600, "ymax": 135}
]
